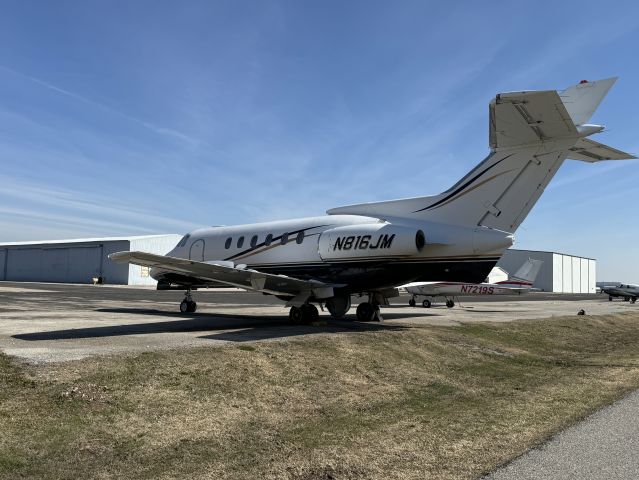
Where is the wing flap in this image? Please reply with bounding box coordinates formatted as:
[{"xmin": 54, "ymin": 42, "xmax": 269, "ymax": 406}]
[{"xmin": 109, "ymin": 251, "xmax": 341, "ymax": 298}]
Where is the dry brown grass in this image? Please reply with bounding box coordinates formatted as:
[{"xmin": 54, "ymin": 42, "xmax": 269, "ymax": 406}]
[{"xmin": 2, "ymin": 312, "xmax": 639, "ymax": 479}]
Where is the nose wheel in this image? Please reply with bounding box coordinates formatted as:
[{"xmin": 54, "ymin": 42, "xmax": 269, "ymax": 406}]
[{"xmin": 180, "ymin": 290, "xmax": 197, "ymax": 313}]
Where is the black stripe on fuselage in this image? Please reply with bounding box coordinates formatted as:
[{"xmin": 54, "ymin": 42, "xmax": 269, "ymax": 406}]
[
  {"xmin": 223, "ymin": 224, "xmax": 331, "ymax": 262},
  {"xmin": 412, "ymin": 153, "xmax": 513, "ymax": 213}
]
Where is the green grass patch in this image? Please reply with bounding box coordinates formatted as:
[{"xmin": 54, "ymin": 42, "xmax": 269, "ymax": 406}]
[{"xmin": 1, "ymin": 312, "xmax": 639, "ymax": 479}]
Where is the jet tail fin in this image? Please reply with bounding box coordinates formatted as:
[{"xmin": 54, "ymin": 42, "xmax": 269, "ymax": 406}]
[
  {"xmin": 509, "ymin": 258, "xmax": 543, "ymax": 284},
  {"xmin": 327, "ymin": 78, "xmax": 635, "ymax": 234}
]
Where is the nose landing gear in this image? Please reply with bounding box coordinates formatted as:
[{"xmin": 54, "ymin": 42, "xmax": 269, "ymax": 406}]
[{"xmin": 179, "ymin": 289, "xmax": 197, "ymax": 313}]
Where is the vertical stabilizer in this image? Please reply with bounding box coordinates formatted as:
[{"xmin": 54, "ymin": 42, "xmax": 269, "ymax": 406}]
[
  {"xmin": 327, "ymin": 78, "xmax": 635, "ymax": 233},
  {"xmin": 509, "ymin": 258, "xmax": 543, "ymax": 284}
]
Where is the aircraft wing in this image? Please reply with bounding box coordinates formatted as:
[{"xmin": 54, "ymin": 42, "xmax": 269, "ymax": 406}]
[
  {"xmin": 109, "ymin": 251, "xmax": 343, "ymax": 303},
  {"xmin": 567, "ymin": 138, "xmax": 636, "ymax": 162}
]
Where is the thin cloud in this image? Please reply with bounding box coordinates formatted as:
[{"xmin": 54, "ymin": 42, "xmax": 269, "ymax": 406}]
[{"xmin": 0, "ymin": 64, "xmax": 200, "ymax": 145}]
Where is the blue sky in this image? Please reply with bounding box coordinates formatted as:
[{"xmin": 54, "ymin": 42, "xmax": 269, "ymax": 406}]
[{"xmin": 0, "ymin": 1, "xmax": 637, "ymax": 281}]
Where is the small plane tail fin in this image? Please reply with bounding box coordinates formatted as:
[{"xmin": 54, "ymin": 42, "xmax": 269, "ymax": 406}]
[{"xmin": 509, "ymin": 258, "xmax": 543, "ymax": 285}]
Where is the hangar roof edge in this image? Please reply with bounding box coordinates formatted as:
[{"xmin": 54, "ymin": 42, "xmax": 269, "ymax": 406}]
[{"xmin": 0, "ymin": 234, "xmax": 181, "ymax": 247}]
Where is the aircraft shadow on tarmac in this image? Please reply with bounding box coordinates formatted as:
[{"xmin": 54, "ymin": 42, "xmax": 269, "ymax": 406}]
[{"xmin": 12, "ymin": 308, "xmax": 412, "ymax": 343}]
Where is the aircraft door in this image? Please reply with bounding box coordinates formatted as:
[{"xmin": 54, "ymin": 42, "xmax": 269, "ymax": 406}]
[{"xmin": 189, "ymin": 239, "xmax": 205, "ymax": 261}]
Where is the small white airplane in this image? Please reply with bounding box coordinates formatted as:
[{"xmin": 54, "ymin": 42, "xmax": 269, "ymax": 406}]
[
  {"xmin": 110, "ymin": 78, "xmax": 636, "ymax": 323},
  {"xmin": 600, "ymin": 283, "xmax": 639, "ymax": 303},
  {"xmin": 402, "ymin": 258, "xmax": 543, "ymax": 308}
]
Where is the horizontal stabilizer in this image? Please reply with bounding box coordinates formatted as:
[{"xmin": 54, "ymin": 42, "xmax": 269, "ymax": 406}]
[
  {"xmin": 568, "ymin": 138, "xmax": 636, "ymax": 162},
  {"xmin": 560, "ymin": 77, "xmax": 617, "ymax": 125},
  {"xmin": 489, "ymin": 90, "xmax": 576, "ymax": 149}
]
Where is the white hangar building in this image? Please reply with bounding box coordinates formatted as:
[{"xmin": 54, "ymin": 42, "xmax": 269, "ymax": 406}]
[
  {"xmin": 0, "ymin": 234, "xmax": 181, "ymax": 286},
  {"xmin": 497, "ymin": 249, "xmax": 596, "ymax": 293}
]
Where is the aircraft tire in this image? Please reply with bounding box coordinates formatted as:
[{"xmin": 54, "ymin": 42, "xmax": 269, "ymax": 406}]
[
  {"xmin": 326, "ymin": 295, "xmax": 351, "ymax": 319},
  {"xmin": 289, "ymin": 306, "xmax": 303, "ymax": 323},
  {"xmin": 180, "ymin": 300, "xmax": 189, "ymax": 313},
  {"xmin": 446, "ymin": 300, "xmax": 455, "ymax": 308},
  {"xmin": 422, "ymin": 299, "xmax": 431, "ymax": 308},
  {"xmin": 409, "ymin": 298, "xmax": 416, "ymax": 307},
  {"xmin": 632, "ymin": 298, "xmax": 637, "ymax": 304},
  {"xmin": 188, "ymin": 301, "xmax": 197, "ymax": 313},
  {"xmin": 609, "ymin": 296, "xmax": 613, "ymax": 301},
  {"xmin": 624, "ymin": 297, "xmax": 630, "ymax": 302},
  {"xmin": 356, "ymin": 302, "xmax": 375, "ymax": 322},
  {"xmin": 301, "ymin": 304, "xmax": 320, "ymax": 323}
]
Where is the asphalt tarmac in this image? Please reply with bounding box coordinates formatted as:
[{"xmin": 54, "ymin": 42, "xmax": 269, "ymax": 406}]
[
  {"xmin": 485, "ymin": 390, "xmax": 639, "ymax": 480},
  {"xmin": 0, "ymin": 281, "xmax": 634, "ymax": 364}
]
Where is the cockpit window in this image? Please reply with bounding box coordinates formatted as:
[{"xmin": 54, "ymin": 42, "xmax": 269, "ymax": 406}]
[{"xmin": 177, "ymin": 234, "xmax": 191, "ymax": 248}]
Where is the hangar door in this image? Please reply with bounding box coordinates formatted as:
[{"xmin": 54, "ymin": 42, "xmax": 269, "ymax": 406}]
[
  {"xmin": 0, "ymin": 249, "xmax": 6, "ymax": 281},
  {"xmin": 67, "ymin": 246, "xmax": 103, "ymax": 283},
  {"xmin": 6, "ymin": 248, "xmax": 43, "ymax": 281},
  {"xmin": 6, "ymin": 245, "xmax": 103, "ymax": 283}
]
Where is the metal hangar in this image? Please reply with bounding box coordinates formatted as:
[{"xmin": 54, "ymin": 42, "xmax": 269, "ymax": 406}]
[{"xmin": 0, "ymin": 234, "xmax": 181, "ymax": 285}]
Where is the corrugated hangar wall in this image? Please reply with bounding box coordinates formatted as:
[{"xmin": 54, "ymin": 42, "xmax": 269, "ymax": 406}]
[
  {"xmin": 497, "ymin": 249, "xmax": 596, "ymax": 293},
  {"xmin": 0, "ymin": 235, "xmax": 181, "ymax": 286}
]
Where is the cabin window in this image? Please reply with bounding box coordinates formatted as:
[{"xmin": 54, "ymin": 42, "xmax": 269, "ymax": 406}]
[
  {"xmin": 265, "ymin": 234, "xmax": 273, "ymax": 246},
  {"xmin": 250, "ymin": 235, "xmax": 258, "ymax": 248},
  {"xmin": 281, "ymin": 233, "xmax": 289, "ymax": 245},
  {"xmin": 296, "ymin": 231, "xmax": 304, "ymax": 244},
  {"xmin": 177, "ymin": 234, "xmax": 191, "ymax": 248},
  {"xmin": 224, "ymin": 237, "xmax": 232, "ymax": 249},
  {"xmin": 237, "ymin": 236, "xmax": 244, "ymax": 248}
]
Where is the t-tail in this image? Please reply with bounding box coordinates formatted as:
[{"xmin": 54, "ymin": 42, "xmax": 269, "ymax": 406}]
[
  {"xmin": 328, "ymin": 78, "xmax": 636, "ymax": 233},
  {"xmin": 506, "ymin": 258, "xmax": 543, "ymax": 286}
]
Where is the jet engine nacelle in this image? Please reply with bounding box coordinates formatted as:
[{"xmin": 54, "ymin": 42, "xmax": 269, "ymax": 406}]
[{"xmin": 318, "ymin": 223, "xmax": 425, "ymax": 260}]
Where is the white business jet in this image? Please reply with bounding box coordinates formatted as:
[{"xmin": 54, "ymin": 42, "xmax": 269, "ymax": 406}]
[
  {"xmin": 110, "ymin": 78, "xmax": 635, "ymax": 323},
  {"xmin": 403, "ymin": 258, "xmax": 543, "ymax": 308}
]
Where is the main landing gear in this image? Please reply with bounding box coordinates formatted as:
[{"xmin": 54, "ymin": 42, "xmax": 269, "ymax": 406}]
[
  {"xmin": 179, "ymin": 289, "xmax": 197, "ymax": 313},
  {"xmin": 289, "ymin": 304, "xmax": 320, "ymax": 324},
  {"xmin": 287, "ymin": 294, "xmax": 385, "ymax": 323},
  {"xmin": 407, "ymin": 297, "xmax": 451, "ymax": 308}
]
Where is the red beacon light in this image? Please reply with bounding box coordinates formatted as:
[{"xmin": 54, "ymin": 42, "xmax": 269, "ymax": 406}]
[{"xmin": 579, "ymin": 80, "xmax": 589, "ymax": 84}]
